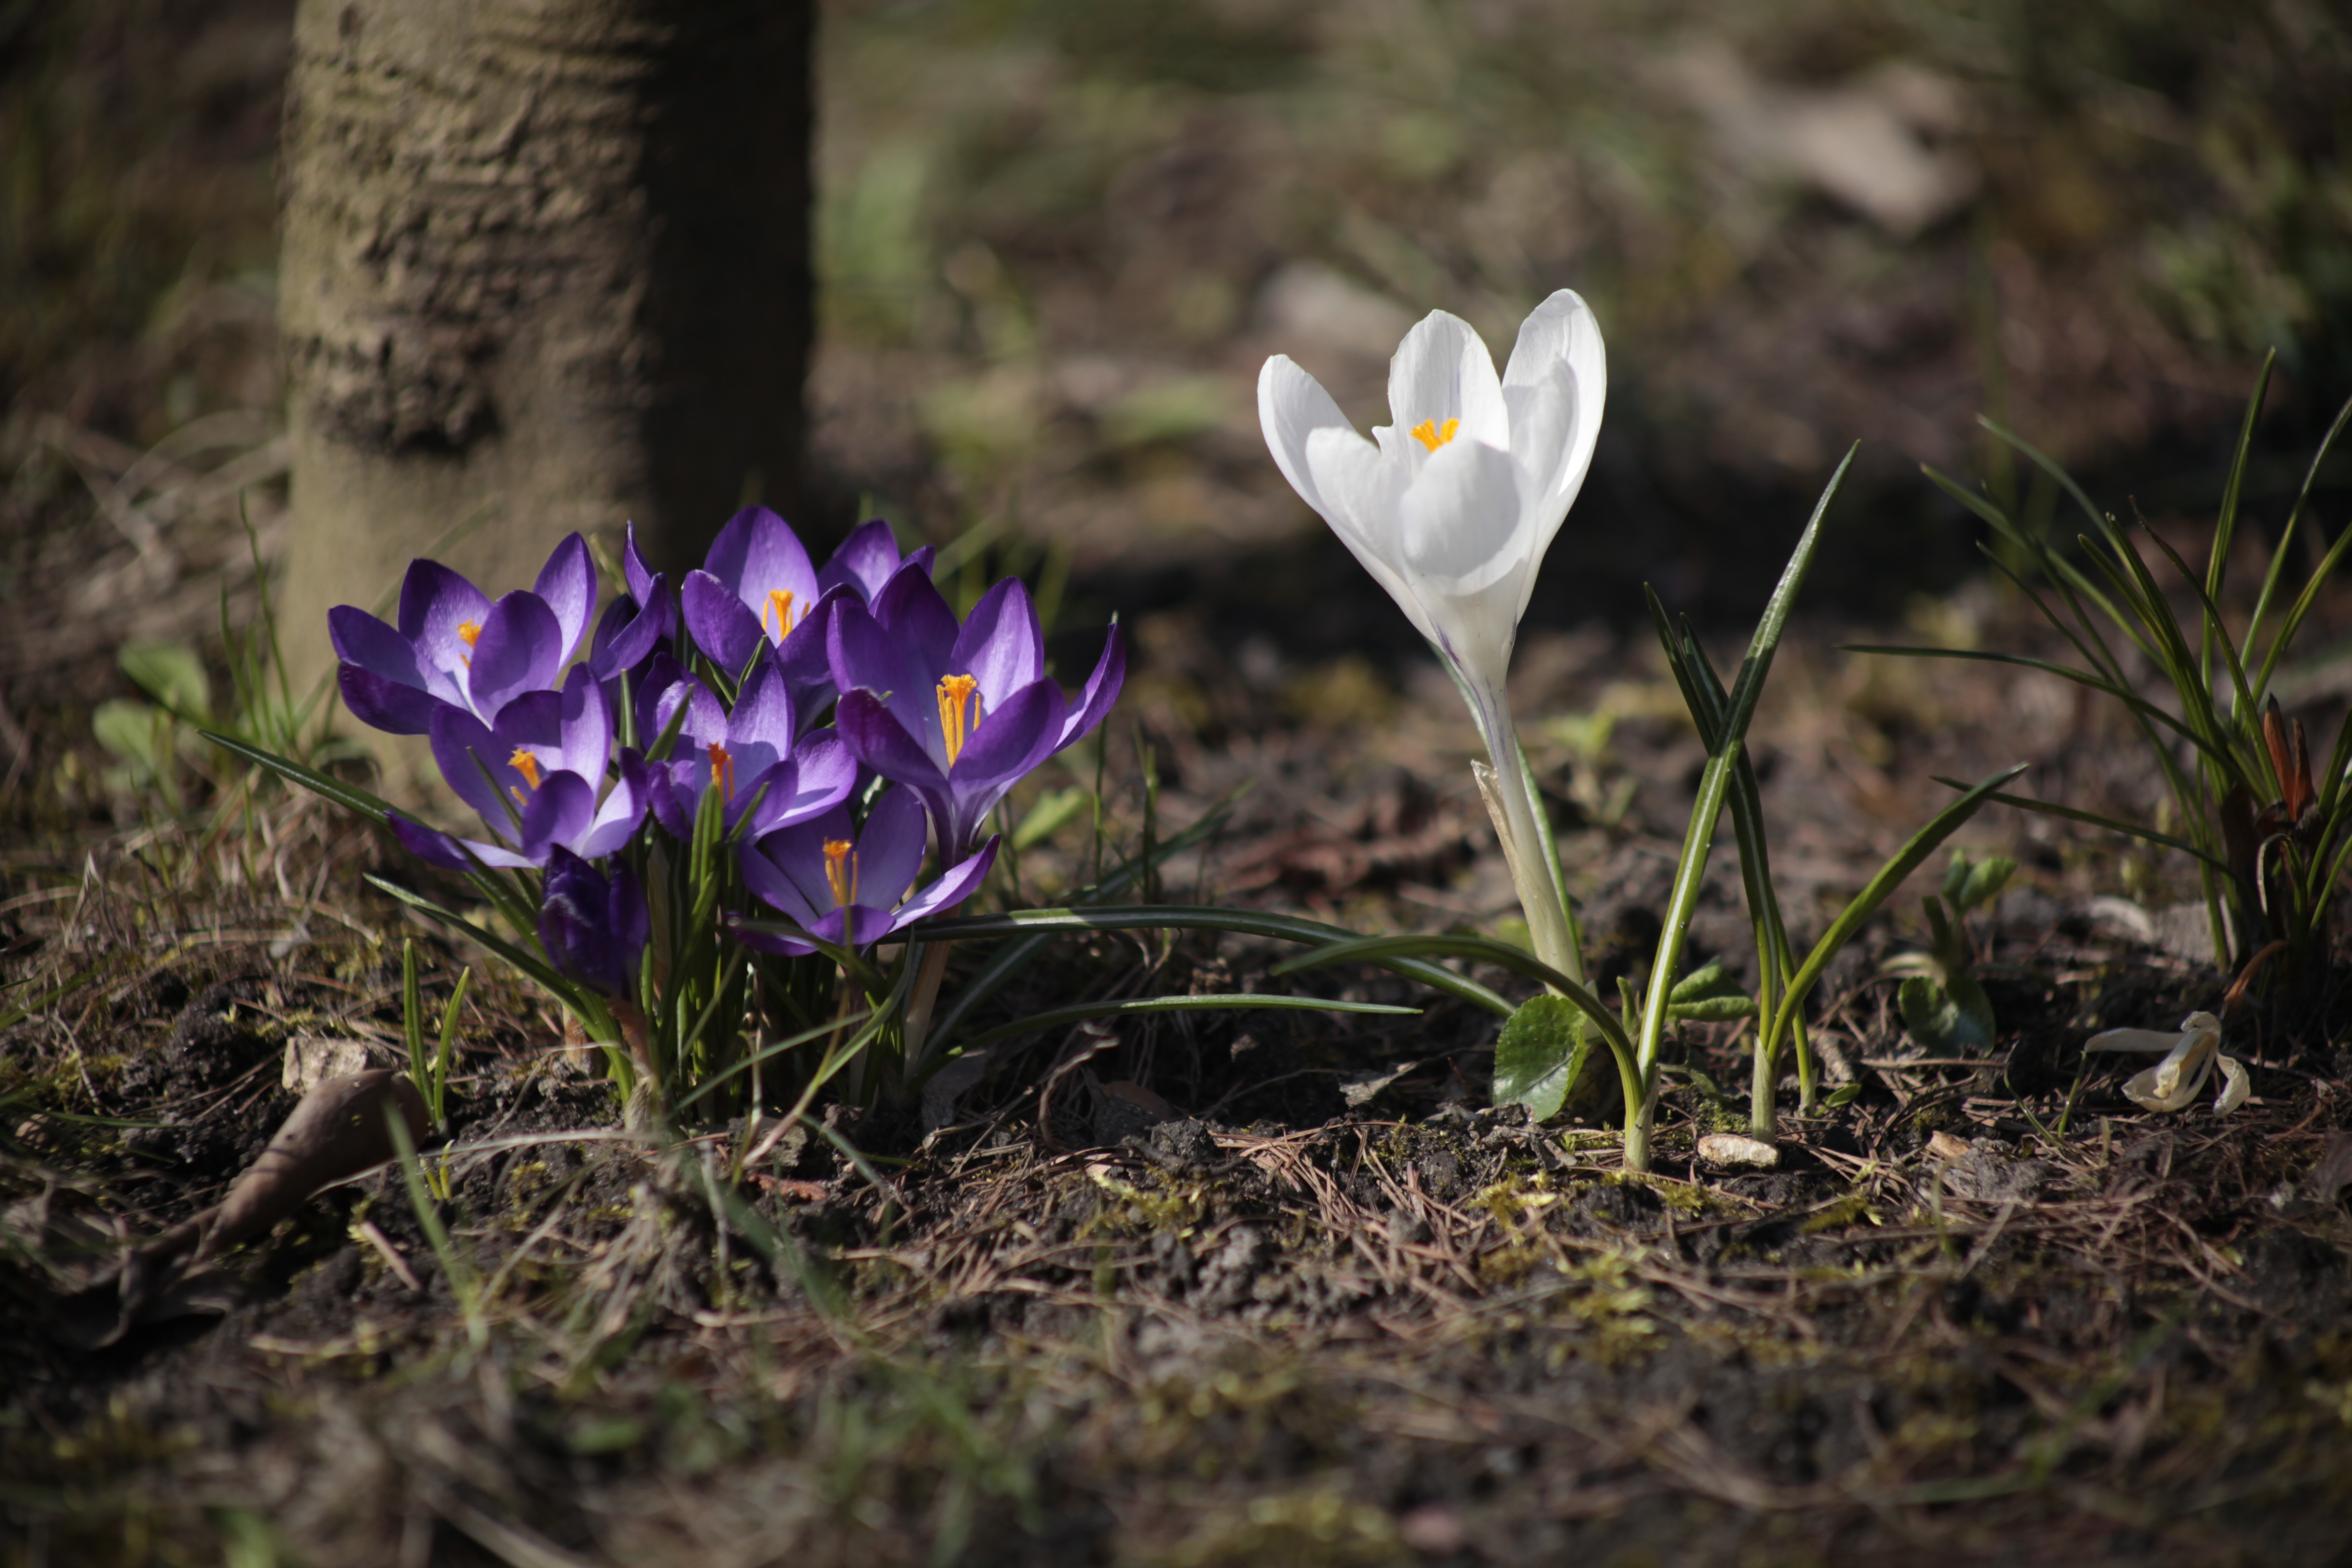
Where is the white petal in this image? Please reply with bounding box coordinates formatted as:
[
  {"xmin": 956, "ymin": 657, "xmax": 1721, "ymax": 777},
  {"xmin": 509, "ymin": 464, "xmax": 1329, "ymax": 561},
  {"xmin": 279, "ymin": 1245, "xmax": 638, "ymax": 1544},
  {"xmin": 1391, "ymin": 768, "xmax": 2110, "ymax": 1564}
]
[
  {"xmin": 1258, "ymin": 356, "xmax": 1357, "ymax": 520},
  {"xmin": 2213, "ymin": 1053, "xmax": 2251, "ymax": 1114},
  {"xmin": 2122, "ymin": 1057, "xmax": 2208, "ymax": 1114},
  {"xmin": 2146, "ymin": 1027, "xmax": 2215, "ymax": 1103},
  {"xmin": 1504, "ymin": 288, "xmax": 1606, "ymax": 508},
  {"xmin": 1388, "ymin": 311, "xmax": 1509, "ymax": 452},
  {"xmin": 1398, "ymin": 439, "xmax": 1531, "ymax": 689},
  {"xmin": 2084, "ymin": 1028, "xmax": 2191, "ymax": 1055},
  {"xmin": 1304, "ymin": 426, "xmax": 1436, "ymax": 645}
]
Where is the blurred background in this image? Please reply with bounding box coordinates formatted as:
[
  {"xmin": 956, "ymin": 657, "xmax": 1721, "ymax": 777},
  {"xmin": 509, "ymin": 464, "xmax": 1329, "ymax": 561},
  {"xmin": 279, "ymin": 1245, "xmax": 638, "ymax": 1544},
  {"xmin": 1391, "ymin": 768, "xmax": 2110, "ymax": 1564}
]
[{"xmin": 3, "ymin": 0, "xmax": 2349, "ymax": 721}]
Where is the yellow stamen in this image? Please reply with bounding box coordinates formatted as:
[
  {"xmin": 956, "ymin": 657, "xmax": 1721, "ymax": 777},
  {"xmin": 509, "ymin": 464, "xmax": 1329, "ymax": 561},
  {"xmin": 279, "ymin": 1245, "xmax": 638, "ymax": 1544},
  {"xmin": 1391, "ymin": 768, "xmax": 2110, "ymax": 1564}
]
[
  {"xmin": 707, "ymin": 741, "xmax": 735, "ymax": 801},
  {"xmin": 457, "ymin": 621, "xmax": 482, "ymax": 647},
  {"xmin": 823, "ymin": 838, "xmax": 859, "ymax": 909},
  {"xmin": 508, "ymin": 749, "xmax": 544, "ymax": 804},
  {"xmin": 1409, "ymin": 418, "xmax": 1460, "ymax": 453},
  {"xmin": 763, "ymin": 588, "xmax": 797, "ymax": 640},
  {"xmin": 936, "ymin": 673, "xmax": 980, "ymax": 767}
]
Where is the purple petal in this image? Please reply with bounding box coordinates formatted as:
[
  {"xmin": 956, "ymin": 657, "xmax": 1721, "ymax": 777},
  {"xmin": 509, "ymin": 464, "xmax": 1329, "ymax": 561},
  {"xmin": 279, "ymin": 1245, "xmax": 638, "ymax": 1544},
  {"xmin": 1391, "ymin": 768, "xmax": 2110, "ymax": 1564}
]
[
  {"xmin": 851, "ymin": 786, "xmax": 931, "ymax": 912},
  {"xmin": 518, "ymin": 771, "xmax": 596, "ymax": 861},
  {"xmin": 704, "ymin": 505, "xmax": 819, "ymax": 613},
  {"xmin": 337, "ymin": 661, "xmax": 445, "ymax": 736},
  {"xmin": 648, "ymin": 763, "xmax": 698, "ymax": 841},
  {"xmin": 811, "ymin": 905, "xmax": 889, "ymax": 949},
  {"xmin": 952, "ymin": 578, "xmax": 1045, "ymax": 709},
  {"xmin": 942, "ymin": 681, "xmax": 1064, "ymax": 852},
  {"xmin": 828, "ymin": 600, "xmax": 944, "ymax": 761},
  {"xmin": 391, "ymin": 815, "xmax": 536, "ymax": 871},
  {"xmin": 624, "ymin": 522, "xmax": 658, "ymax": 604},
  {"xmin": 534, "ymin": 533, "xmax": 597, "ymax": 662},
  {"xmin": 869, "ymin": 567, "xmax": 960, "ymax": 675},
  {"xmin": 330, "ymin": 605, "xmax": 421, "ymax": 684},
  {"xmin": 954, "ymin": 679, "xmax": 1065, "ymax": 788},
  {"xmin": 727, "ymin": 655, "xmax": 797, "ymax": 780},
  {"xmin": 835, "ymin": 690, "xmax": 949, "ymax": 794},
  {"xmin": 1055, "ymin": 619, "xmax": 1126, "ymax": 751},
  {"xmin": 683, "ymin": 569, "xmax": 766, "ymax": 678},
  {"xmin": 539, "ymin": 850, "xmax": 647, "ymax": 995},
  {"xmin": 571, "ymin": 756, "xmax": 650, "ymax": 858},
  {"xmin": 890, "ymin": 836, "xmax": 1001, "ymax": 933},
  {"xmin": 658, "ymin": 672, "xmax": 730, "ymax": 753},
  {"xmin": 397, "ymin": 558, "xmax": 491, "ymax": 649},
  {"xmin": 429, "ymin": 705, "xmax": 526, "ymax": 831},
  {"xmin": 740, "ymin": 838, "xmax": 826, "ymax": 926},
  {"xmin": 817, "ymin": 519, "xmax": 905, "ymax": 603},
  {"xmin": 390, "ymin": 815, "xmax": 477, "ymax": 871},
  {"xmin": 742, "ymin": 732, "xmax": 860, "ymax": 838},
  {"xmin": 552, "ymin": 665, "xmax": 613, "ymax": 781},
  {"xmin": 467, "ymin": 591, "xmax": 564, "ymax": 720},
  {"xmin": 771, "ymin": 594, "xmax": 840, "ymax": 719},
  {"xmin": 589, "ymin": 580, "xmax": 671, "ymax": 678},
  {"xmin": 633, "ymin": 652, "xmax": 694, "ymax": 748}
]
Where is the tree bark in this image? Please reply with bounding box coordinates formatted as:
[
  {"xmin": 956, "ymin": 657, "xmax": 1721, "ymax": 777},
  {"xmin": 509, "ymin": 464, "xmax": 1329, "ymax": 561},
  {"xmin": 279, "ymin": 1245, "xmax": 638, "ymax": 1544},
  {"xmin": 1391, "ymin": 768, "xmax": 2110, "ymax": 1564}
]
[{"xmin": 276, "ymin": 0, "xmax": 812, "ymax": 765}]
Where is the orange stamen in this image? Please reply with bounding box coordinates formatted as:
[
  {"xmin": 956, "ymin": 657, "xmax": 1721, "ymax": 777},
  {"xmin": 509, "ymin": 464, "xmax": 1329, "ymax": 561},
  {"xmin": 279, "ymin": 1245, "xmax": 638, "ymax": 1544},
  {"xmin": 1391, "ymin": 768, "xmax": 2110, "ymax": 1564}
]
[
  {"xmin": 707, "ymin": 741, "xmax": 735, "ymax": 801},
  {"xmin": 823, "ymin": 838, "xmax": 859, "ymax": 909},
  {"xmin": 1409, "ymin": 418, "xmax": 1460, "ymax": 453},
  {"xmin": 763, "ymin": 588, "xmax": 797, "ymax": 641},
  {"xmin": 936, "ymin": 673, "xmax": 980, "ymax": 766},
  {"xmin": 457, "ymin": 621, "xmax": 482, "ymax": 647},
  {"xmin": 507, "ymin": 749, "xmax": 544, "ymax": 805}
]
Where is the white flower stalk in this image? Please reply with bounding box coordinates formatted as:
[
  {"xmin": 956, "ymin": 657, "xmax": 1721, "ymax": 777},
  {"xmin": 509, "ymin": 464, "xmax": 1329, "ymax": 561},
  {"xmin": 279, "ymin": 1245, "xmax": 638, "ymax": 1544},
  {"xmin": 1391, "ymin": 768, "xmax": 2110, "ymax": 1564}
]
[
  {"xmin": 2084, "ymin": 1010, "xmax": 2251, "ymax": 1115},
  {"xmin": 1259, "ymin": 291, "xmax": 1605, "ymax": 983}
]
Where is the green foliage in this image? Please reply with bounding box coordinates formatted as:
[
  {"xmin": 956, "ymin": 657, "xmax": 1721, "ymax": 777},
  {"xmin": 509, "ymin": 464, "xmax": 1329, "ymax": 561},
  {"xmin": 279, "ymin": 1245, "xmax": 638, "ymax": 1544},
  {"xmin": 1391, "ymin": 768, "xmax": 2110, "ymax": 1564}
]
[
  {"xmin": 1862, "ymin": 363, "xmax": 2352, "ymax": 977},
  {"xmin": 1648, "ymin": 460, "xmax": 2027, "ymax": 1150},
  {"xmin": 1493, "ymin": 995, "xmax": 1595, "ymax": 1124},
  {"xmin": 1885, "ymin": 850, "xmax": 2012, "ymax": 1052}
]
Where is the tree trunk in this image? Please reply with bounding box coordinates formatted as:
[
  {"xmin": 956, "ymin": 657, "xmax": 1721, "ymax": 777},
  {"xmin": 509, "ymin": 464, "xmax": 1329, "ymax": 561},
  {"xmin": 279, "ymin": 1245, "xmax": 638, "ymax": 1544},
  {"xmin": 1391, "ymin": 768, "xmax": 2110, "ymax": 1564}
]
[{"xmin": 276, "ymin": 0, "xmax": 812, "ymax": 771}]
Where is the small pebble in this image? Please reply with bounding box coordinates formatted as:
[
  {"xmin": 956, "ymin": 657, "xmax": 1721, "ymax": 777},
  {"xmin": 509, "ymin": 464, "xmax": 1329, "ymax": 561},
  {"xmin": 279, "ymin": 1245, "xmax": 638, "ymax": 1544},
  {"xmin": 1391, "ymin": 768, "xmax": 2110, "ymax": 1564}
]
[{"xmin": 1696, "ymin": 1133, "xmax": 1780, "ymax": 1171}]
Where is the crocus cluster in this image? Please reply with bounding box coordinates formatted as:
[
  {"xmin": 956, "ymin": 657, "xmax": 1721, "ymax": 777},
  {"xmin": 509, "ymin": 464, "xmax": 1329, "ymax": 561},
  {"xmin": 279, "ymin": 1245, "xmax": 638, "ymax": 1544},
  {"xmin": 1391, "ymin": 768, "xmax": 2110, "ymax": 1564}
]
[{"xmin": 330, "ymin": 508, "xmax": 1124, "ymax": 998}]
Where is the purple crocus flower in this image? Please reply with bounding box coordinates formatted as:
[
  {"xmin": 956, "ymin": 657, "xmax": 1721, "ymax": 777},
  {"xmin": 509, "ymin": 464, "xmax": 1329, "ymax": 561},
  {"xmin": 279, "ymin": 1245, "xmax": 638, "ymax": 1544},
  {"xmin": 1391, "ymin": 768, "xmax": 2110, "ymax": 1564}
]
[
  {"xmin": 643, "ymin": 655, "xmax": 857, "ymax": 840},
  {"xmin": 392, "ymin": 666, "xmax": 650, "ymax": 870},
  {"xmin": 330, "ymin": 533, "xmax": 598, "ymax": 734},
  {"xmin": 586, "ymin": 523, "xmax": 673, "ymax": 690},
  {"xmin": 828, "ymin": 572, "xmax": 1123, "ymax": 854},
  {"xmin": 681, "ymin": 510, "xmax": 935, "ymax": 712},
  {"xmin": 737, "ymin": 786, "xmax": 999, "ymax": 955},
  {"xmin": 680, "ymin": 506, "xmax": 833, "ymax": 687},
  {"xmin": 539, "ymin": 848, "xmax": 650, "ymax": 998},
  {"xmin": 818, "ymin": 518, "xmax": 935, "ymax": 605}
]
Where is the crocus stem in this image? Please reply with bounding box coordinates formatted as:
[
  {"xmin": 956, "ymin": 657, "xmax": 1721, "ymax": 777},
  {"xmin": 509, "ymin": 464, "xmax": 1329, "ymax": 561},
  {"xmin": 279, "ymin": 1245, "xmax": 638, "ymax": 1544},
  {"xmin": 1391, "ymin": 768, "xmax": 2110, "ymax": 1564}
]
[
  {"xmin": 901, "ymin": 939, "xmax": 955, "ymax": 1070},
  {"xmin": 1621, "ymin": 1073, "xmax": 1661, "ymax": 1173},
  {"xmin": 1469, "ymin": 691, "xmax": 1585, "ymax": 987},
  {"xmin": 1750, "ymin": 1030, "xmax": 1778, "ymax": 1142}
]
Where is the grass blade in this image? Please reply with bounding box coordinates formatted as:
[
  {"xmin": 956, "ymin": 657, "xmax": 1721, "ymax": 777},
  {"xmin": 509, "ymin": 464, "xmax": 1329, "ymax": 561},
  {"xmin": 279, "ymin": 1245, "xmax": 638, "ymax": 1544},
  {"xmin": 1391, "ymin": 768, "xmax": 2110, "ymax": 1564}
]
[
  {"xmin": 1928, "ymin": 778, "xmax": 2227, "ymax": 871},
  {"xmin": 1271, "ymin": 932, "xmax": 1631, "ymax": 1060},
  {"xmin": 199, "ymin": 728, "xmax": 393, "ymax": 825},
  {"xmin": 365, "ymin": 873, "xmax": 593, "ymax": 1015}
]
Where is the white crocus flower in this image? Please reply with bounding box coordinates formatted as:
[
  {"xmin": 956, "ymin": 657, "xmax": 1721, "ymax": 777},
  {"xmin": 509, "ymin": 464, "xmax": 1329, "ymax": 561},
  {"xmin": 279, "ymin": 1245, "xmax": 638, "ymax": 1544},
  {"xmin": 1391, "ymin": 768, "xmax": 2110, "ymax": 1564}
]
[
  {"xmin": 2084, "ymin": 1011, "xmax": 2250, "ymax": 1115},
  {"xmin": 1259, "ymin": 291, "xmax": 1605, "ymax": 984}
]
